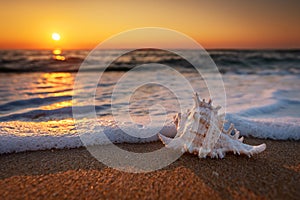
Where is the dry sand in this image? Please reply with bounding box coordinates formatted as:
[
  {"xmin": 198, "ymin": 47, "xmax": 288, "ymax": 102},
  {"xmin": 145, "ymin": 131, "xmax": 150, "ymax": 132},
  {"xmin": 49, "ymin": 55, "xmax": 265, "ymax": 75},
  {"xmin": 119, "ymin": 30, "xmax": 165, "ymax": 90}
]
[{"xmin": 0, "ymin": 138, "xmax": 299, "ymax": 200}]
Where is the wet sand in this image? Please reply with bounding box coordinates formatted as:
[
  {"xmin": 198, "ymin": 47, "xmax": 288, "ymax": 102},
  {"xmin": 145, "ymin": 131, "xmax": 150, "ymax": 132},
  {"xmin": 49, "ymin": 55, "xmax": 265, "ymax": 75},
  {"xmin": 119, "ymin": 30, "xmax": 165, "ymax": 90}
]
[{"xmin": 0, "ymin": 138, "xmax": 299, "ymax": 200}]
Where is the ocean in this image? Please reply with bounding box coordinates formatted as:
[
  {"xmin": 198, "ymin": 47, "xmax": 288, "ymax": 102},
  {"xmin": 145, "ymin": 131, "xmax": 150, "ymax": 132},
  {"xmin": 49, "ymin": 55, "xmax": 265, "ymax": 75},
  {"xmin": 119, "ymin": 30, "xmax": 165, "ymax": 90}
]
[{"xmin": 0, "ymin": 49, "xmax": 299, "ymax": 154}]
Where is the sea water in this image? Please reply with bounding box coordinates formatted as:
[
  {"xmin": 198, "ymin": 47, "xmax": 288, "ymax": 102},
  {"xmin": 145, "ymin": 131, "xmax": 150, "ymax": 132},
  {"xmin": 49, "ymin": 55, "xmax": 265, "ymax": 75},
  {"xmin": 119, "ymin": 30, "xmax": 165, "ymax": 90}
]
[{"xmin": 0, "ymin": 49, "xmax": 299, "ymax": 153}]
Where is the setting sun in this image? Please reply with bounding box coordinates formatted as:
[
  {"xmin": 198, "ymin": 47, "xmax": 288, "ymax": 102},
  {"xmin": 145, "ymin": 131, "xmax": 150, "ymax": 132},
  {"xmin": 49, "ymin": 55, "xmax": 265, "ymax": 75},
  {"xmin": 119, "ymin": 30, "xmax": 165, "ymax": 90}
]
[
  {"xmin": 0, "ymin": 1, "xmax": 300, "ymax": 49},
  {"xmin": 52, "ymin": 33, "xmax": 61, "ymax": 41}
]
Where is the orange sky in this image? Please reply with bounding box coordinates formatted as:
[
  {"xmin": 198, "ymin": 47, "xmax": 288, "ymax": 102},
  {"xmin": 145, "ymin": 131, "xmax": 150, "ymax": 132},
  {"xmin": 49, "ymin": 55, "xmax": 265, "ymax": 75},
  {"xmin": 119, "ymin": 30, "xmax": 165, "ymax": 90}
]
[{"xmin": 1, "ymin": 0, "xmax": 300, "ymax": 49}]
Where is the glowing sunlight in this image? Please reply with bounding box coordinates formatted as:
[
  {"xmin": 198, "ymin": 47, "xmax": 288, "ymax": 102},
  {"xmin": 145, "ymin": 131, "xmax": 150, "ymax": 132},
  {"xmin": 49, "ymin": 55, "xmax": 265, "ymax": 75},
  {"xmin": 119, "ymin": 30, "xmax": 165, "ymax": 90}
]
[{"xmin": 52, "ymin": 33, "xmax": 61, "ymax": 41}]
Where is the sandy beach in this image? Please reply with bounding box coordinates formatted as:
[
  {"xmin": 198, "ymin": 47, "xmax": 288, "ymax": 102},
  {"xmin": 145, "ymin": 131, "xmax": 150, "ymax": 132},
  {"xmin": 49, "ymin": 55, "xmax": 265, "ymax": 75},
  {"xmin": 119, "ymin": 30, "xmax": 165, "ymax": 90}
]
[{"xmin": 0, "ymin": 138, "xmax": 299, "ymax": 200}]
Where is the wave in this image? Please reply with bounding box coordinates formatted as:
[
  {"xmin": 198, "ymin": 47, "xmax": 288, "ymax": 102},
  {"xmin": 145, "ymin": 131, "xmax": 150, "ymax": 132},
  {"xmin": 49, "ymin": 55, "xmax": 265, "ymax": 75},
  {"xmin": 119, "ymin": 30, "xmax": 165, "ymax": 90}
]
[
  {"xmin": 0, "ymin": 49, "xmax": 299, "ymax": 75},
  {"xmin": 226, "ymin": 114, "xmax": 300, "ymax": 140},
  {"xmin": 1, "ymin": 89, "xmax": 299, "ymax": 154},
  {"xmin": 0, "ymin": 120, "xmax": 176, "ymax": 154},
  {"xmin": 0, "ymin": 105, "xmax": 112, "ymax": 122},
  {"xmin": 0, "ymin": 96, "xmax": 72, "ymax": 114},
  {"xmin": 1, "ymin": 114, "xmax": 298, "ymax": 154},
  {"xmin": 224, "ymin": 88, "xmax": 300, "ymax": 140},
  {"xmin": 0, "ymin": 110, "xmax": 299, "ymax": 154},
  {"xmin": 236, "ymin": 98, "xmax": 300, "ymax": 118}
]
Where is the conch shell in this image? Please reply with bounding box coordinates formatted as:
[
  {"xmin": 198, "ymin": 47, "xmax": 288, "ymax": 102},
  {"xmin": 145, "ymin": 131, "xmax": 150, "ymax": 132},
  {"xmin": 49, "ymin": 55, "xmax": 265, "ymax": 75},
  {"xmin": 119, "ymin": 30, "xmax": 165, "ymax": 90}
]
[{"xmin": 158, "ymin": 93, "xmax": 266, "ymax": 158}]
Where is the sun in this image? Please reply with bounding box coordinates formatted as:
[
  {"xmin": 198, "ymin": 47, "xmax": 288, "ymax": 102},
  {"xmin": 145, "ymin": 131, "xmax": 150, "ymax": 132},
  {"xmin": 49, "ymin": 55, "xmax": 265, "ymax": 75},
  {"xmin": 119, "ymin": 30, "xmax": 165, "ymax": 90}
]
[{"xmin": 52, "ymin": 33, "xmax": 61, "ymax": 41}]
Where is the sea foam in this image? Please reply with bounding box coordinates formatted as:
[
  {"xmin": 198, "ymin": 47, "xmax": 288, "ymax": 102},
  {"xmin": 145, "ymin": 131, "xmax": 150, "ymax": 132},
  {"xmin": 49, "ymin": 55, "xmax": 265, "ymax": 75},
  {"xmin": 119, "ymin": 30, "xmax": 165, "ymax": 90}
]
[{"xmin": 0, "ymin": 115, "xmax": 299, "ymax": 154}]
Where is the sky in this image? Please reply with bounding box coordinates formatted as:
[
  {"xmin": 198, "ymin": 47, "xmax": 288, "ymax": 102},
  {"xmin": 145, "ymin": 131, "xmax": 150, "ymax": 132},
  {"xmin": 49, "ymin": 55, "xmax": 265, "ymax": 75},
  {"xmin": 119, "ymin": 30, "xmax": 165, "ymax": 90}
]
[{"xmin": 1, "ymin": 0, "xmax": 300, "ymax": 49}]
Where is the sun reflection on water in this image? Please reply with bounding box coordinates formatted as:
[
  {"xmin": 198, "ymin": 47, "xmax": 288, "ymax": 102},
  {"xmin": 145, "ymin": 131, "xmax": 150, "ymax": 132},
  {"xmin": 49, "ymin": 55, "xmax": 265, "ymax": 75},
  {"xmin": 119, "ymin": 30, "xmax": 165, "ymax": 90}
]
[
  {"xmin": 40, "ymin": 100, "xmax": 73, "ymax": 110},
  {"xmin": 42, "ymin": 72, "xmax": 73, "ymax": 85},
  {"xmin": 52, "ymin": 48, "xmax": 65, "ymax": 61},
  {"xmin": 30, "ymin": 72, "xmax": 76, "ymax": 111},
  {"xmin": 36, "ymin": 73, "xmax": 74, "ymax": 94}
]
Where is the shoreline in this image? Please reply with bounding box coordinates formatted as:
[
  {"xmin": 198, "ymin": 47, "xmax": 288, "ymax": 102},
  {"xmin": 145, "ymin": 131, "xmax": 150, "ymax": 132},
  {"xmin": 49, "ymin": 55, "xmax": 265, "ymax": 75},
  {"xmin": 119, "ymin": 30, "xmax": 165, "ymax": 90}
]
[{"xmin": 0, "ymin": 138, "xmax": 299, "ymax": 199}]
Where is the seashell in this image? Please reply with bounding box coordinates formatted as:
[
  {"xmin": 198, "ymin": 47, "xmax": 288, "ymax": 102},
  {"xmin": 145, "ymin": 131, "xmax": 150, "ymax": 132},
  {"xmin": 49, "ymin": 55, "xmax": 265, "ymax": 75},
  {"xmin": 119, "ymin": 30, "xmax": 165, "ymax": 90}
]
[{"xmin": 158, "ymin": 93, "xmax": 266, "ymax": 158}]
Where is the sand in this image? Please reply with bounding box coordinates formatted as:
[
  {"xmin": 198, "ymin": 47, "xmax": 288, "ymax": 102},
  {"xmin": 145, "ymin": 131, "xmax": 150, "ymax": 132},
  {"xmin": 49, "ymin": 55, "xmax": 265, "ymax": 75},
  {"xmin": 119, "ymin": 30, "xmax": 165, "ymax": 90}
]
[{"xmin": 0, "ymin": 138, "xmax": 299, "ymax": 200}]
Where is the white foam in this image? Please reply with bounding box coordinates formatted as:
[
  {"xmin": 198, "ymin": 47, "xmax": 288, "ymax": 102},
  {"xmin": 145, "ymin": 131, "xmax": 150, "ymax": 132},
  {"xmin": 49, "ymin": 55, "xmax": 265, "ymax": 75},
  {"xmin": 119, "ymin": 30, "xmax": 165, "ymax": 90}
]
[
  {"xmin": 226, "ymin": 114, "xmax": 300, "ymax": 140},
  {"xmin": 0, "ymin": 119, "xmax": 177, "ymax": 154},
  {"xmin": 1, "ymin": 113, "xmax": 299, "ymax": 155},
  {"xmin": 0, "ymin": 115, "xmax": 299, "ymax": 154}
]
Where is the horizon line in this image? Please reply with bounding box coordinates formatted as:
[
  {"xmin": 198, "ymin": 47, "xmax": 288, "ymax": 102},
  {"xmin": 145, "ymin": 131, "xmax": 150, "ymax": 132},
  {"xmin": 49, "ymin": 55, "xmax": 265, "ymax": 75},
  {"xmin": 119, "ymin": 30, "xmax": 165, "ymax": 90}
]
[{"xmin": 0, "ymin": 47, "xmax": 299, "ymax": 51}]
